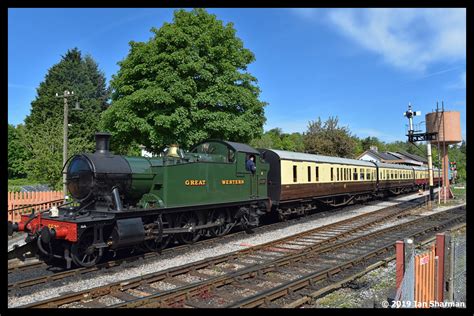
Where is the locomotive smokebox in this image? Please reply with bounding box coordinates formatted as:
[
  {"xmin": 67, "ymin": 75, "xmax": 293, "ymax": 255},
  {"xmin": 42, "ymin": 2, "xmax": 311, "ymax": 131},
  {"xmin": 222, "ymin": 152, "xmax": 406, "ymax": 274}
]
[{"xmin": 95, "ymin": 132, "xmax": 111, "ymax": 155}]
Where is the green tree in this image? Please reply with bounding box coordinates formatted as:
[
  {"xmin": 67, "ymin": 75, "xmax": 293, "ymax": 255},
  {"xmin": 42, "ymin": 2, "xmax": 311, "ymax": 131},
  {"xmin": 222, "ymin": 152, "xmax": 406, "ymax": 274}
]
[
  {"xmin": 8, "ymin": 124, "xmax": 28, "ymax": 178},
  {"xmin": 360, "ymin": 136, "xmax": 386, "ymax": 152},
  {"xmin": 25, "ymin": 48, "xmax": 110, "ymax": 152},
  {"xmin": 250, "ymin": 128, "xmax": 304, "ymax": 152},
  {"xmin": 23, "ymin": 48, "xmax": 110, "ymax": 187},
  {"xmin": 21, "ymin": 118, "xmax": 91, "ymax": 189},
  {"xmin": 352, "ymin": 136, "xmax": 365, "ymax": 157},
  {"xmin": 303, "ymin": 116, "xmax": 357, "ymax": 158},
  {"xmin": 281, "ymin": 133, "xmax": 304, "ymax": 152},
  {"xmin": 102, "ymin": 8, "xmax": 266, "ymax": 153}
]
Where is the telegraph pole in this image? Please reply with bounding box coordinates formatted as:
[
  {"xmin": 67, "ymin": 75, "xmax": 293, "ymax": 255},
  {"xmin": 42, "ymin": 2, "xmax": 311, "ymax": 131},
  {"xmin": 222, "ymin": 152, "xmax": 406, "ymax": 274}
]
[{"xmin": 55, "ymin": 90, "xmax": 81, "ymax": 199}]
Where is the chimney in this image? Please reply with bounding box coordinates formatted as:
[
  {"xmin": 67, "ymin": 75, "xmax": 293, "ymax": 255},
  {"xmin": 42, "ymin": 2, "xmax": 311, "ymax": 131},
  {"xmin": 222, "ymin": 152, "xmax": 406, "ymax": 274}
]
[
  {"xmin": 369, "ymin": 145, "xmax": 378, "ymax": 152},
  {"xmin": 95, "ymin": 132, "xmax": 111, "ymax": 155}
]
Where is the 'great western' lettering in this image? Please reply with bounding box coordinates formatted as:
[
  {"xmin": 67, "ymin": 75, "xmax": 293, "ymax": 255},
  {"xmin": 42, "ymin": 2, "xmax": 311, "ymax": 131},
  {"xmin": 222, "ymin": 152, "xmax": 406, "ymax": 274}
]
[
  {"xmin": 184, "ymin": 180, "xmax": 206, "ymax": 186},
  {"xmin": 221, "ymin": 179, "xmax": 245, "ymax": 185}
]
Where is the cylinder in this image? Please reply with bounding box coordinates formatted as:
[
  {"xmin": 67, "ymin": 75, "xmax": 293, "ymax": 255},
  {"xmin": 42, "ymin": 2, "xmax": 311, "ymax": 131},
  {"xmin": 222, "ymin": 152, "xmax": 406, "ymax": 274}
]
[{"xmin": 425, "ymin": 111, "xmax": 462, "ymax": 144}]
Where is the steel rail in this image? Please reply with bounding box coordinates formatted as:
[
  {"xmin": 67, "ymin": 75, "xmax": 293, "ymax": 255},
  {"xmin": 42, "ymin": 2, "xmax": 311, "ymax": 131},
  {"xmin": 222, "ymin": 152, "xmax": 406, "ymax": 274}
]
[
  {"xmin": 18, "ymin": 197, "xmax": 448, "ymax": 308},
  {"xmin": 224, "ymin": 211, "xmax": 464, "ymax": 308},
  {"xmin": 8, "ymin": 195, "xmax": 427, "ymax": 291},
  {"xmin": 283, "ymin": 222, "xmax": 466, "ymax": 308}
]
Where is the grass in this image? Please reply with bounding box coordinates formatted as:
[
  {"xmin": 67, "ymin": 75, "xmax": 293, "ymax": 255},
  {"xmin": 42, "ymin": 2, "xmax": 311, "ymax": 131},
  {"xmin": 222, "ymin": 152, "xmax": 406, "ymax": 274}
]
[
  {"xmin": 451, "ymin": 186, "xmax": 466, "ymax": 200},
  {"xmin": 437, "ymin": 185, "xmax": 466, "ymax": 207}
]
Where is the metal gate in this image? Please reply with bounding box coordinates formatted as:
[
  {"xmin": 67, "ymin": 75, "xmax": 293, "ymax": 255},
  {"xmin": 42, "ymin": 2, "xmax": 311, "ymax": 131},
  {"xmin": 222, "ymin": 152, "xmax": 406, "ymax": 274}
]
[{"xmin": 414, "ymin": 246, "xmax": 436, "ymax": 305}]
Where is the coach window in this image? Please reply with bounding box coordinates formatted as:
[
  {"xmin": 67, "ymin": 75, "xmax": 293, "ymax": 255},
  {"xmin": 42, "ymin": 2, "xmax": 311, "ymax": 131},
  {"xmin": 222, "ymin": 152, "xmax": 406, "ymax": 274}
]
[
  {"xmin": 331, "ymin": 167, "xmax": 334, "ymax": 181},
  {"xmin": 337, "ymin": 168, "xmax": 339, "ymax": 181},
  {"xmin": 367, "ymin": 170, "xmax": 371, "ymax": 180},
  {"xmin": 359, "ymin": 168, "xmax": 364, "ymax": 180},
  {"xmin": 353, "ymin": 168, "xmax": 358, "ymax": 181},
  {"xmin": 307, "ymin": 166, "xmax": 311, "ymax": 182},
  {"xmin": 315, "ymin": 166, "xmax": 319, "ymax": 182},
  {"xmin": 293, "ymin": 165, "xmax": 297, "ymax": 183}
]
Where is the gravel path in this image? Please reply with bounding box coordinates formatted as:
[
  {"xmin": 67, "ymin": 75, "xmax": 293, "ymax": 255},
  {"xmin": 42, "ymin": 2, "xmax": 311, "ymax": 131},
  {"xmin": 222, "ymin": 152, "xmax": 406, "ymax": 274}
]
[{"xmin": 8, "ymin": 189, "xmax": 444, "ymax": 308}]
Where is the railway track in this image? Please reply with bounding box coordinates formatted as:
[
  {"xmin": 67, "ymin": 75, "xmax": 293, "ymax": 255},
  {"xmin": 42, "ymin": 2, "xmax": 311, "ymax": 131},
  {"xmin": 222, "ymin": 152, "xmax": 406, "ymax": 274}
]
[
  {"xmin": 120, "ymin": 206, "xmax": 465, "ymax": 308},
  {"xmin": 290, "ymin": 222, "xmax": 466, "ymax": 308},
  {"xmin": 8, "ymin": 194, "xmax": 428, "ymax": 293},
  {"xmin": 15, "ymin": 197, "xmax": 454, "ymax": 308}
]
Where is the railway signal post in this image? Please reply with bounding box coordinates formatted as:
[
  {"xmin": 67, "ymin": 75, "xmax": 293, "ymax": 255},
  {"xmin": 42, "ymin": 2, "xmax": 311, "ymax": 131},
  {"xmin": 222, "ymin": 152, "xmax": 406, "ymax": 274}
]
[{"xmin": 404, "ymin": 104, "xmax": 436, "ymax": 205}]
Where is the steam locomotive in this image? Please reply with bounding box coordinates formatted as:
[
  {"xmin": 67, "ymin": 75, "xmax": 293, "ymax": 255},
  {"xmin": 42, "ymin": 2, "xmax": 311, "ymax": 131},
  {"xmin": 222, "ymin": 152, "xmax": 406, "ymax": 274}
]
[{"xmin": 8, "ymin": 133, "xmax": 440, "ymax": 268}]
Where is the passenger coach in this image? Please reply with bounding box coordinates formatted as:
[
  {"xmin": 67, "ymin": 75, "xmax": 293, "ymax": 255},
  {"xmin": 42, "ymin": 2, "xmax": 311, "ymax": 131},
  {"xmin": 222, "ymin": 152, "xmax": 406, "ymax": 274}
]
[
  {"xmin": 260, "ymin": 149, "xmax": 380, "ymax": 219},
  {"xmin": 259, "ymin": 149, "xmax": 435, "ymax": 221}
]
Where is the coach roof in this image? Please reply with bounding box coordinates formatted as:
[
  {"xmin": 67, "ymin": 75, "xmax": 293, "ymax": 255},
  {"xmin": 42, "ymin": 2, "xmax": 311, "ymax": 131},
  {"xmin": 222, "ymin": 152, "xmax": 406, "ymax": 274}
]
[
  {"xmin": 376, "ymin": 162, "xmax": 414, "ymax": 170},
  {"xmin": 267, "ymin": 149, "xmax": 376, "ymax": 167}
]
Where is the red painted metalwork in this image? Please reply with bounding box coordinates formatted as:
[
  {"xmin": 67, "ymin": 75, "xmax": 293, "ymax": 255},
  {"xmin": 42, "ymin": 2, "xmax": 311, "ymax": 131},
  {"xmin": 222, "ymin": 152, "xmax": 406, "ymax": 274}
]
[
  {"xmin": 53, "ymin": 227, "xmax": 69, "ymax": 239},
  {"xmin": 18, "ymin": 214, "xmax": 78, "ymax": 242}
]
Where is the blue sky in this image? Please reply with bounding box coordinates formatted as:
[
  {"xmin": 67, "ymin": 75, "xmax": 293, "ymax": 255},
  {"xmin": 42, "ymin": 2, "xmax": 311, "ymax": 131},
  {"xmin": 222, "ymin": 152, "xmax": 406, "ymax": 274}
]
[{"xmin": 8, "ymin": 8, "xmax": 466, "ymax": 143}]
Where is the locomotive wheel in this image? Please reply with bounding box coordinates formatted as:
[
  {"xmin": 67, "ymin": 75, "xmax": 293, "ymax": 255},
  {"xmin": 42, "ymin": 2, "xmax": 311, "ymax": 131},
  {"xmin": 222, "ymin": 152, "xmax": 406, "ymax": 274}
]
[
  {"xmin": 208, "ymin": 210, "xmax": 230, "ymax": 237},
  {"xmin": 71, "ymin": 231, "xmax": 102, "ymax": 267},
  {"xmin": 176, "ymin": 212, "xmax": 200, "ymax": 244},
  {"xmin": 144, "ymin": 214, "xmax": 173, "ymax": 251}
]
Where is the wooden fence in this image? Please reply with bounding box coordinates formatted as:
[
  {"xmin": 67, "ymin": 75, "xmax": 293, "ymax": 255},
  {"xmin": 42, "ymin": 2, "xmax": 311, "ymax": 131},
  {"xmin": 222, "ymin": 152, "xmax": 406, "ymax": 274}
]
[{"xmin": 7, "ymin": 191, "xmax": 64, "ymax": 222}]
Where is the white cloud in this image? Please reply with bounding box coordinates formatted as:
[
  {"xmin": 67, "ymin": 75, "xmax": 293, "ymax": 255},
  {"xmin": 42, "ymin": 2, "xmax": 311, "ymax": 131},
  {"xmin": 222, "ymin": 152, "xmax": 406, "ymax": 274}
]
[{"xmin": 312, "ymin": 8, "xmax": 465, "ymax": 73}]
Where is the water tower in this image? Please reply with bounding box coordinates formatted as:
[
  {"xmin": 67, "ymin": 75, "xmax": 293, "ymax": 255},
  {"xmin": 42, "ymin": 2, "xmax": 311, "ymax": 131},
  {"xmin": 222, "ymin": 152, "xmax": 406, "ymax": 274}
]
[{"xmin": 425, "ymin": 104, "xmax": 462, "ymax": 201}]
